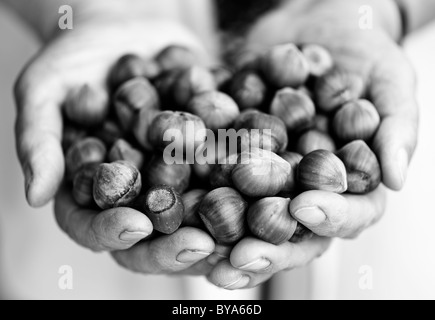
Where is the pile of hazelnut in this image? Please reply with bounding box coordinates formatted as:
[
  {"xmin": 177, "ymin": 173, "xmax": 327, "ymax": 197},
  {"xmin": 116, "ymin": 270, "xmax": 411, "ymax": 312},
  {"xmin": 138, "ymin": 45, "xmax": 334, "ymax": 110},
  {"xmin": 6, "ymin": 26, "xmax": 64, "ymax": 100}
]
[{"xmin": 63, "ymin": 44, "xmax": 381, "ymax": 247}]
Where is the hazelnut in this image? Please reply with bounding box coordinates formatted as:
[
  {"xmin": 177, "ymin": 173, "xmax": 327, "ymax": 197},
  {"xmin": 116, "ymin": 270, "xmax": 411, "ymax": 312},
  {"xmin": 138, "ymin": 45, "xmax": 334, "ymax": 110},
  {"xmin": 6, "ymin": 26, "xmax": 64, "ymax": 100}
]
[
  {"xmin": 198, "ymin": 187, "xmax": 248, "ymax": 245},
  {"xmin": 233, "ymin": 110, "xmax": 288, "ymax": 153},
  {"xmin": 247, "ymin": 197, "xmax": 298, "ymax": 245},
  {"xmin": 211, "ymin": 66, "xmax": 233, "ymax": 90},
  {"xmin": 92, "ymin": 120, "xmax": 124, "ymax": 148},
  {"xmin": 155, "ymin": 45, "xmax": 196, "ymax": 72},
  {"xmin": 279, "ymin": 152, "xmax": 303, "ymax": 194},
  {"xmin": 315, "ymin": 68, "xmax": 365, "ymax": 113},
  {"xmin": 93, "ymin": 161, "xmax": 142, "ymax": 210},
  {"xmin": 108, "ymin": 139, "xmax": 145, "ymax": 170},
  {"xmin": 148, "ymin": 111, "xmax": 207, "ymax": 157},
  {"xmin": 296, "ymin": 130, "xmax": 336, "ymax": 156},
  {"xmin": 270, "ymin": 88, "xmax": 316, "ymax": 133},
  {"xmin": 187, "ymin": 91, "xmax": 240, "ymax": 132},
  {"xmin": 260, "ymin": 43, "xmax": 310, "ymax": 88},
  {"xmin": 64, "ymin": 85, "xmax": 109, "ymax": 127},
  {"xmin": 65, "ymin": 137, "xmax": 107, "ymax": 179},
  {"xmin": 332, "ymin": 99, "xmax": 380, "ymax": 142},
  {"xmin": 181, "ymin": 189, "xmax": 208, "ymax": 228},
  {"xmin": 192, "ymin": 162, "xmax": 214, "ymax": 183},
  {"xmin": 109, "ymin": 54, "xmax": 161, "ymax": 90},
  {"xmin": 113, "ymin": 77, "xmax": 159, "ymax": 130},
  {"xmin": 232, "ymin": 148, "xmax": 291, "ymax": 197},
  {"xmin": 72, "ymin": 163, "xmax": 99, "ymax": 207},
  {"xmin": 229, "ymin": 70, "xmax": 267, "ymax": 110},
  {"xmin": 62, "ymin": 124, "xmax": 87, "ymax": 151},
  {"xmin": 171, "ymin": 66, "xmax": 216, "ymax": 107},
  {"xmin": 301, "ymin": 44, "xmax": 334, "ymax": 77},
  {"xmin": 312, "ymin": 114, "xmax": 330, "ymax": 133},
  {"xmin": 141, "ymin": 185, "xmax": 184, "ymax": 234},
  {"xmin": 290, "ymin": 224, "xmax": 314, "ymax": 243},
  {"xmin": 297, "ymin": 150, "xmax": 347, "ymax": 193},
  {"xmin": 336, "ymin": 140, "xmax": 382, "ymax": 194},
  {"xmin": 144, "ymin": 155, "xmax": 191, "ymax": 194},
  {"xmin": 209, "ymin": 153, "xmax": 239, "ymax": 189},
  {"xmin": 132, "ymin": 109, "xmax": 160, "ymax": 152},
  {"xmin": 153, "ymin": 69, "xmax": 182, "ymax": 106}
]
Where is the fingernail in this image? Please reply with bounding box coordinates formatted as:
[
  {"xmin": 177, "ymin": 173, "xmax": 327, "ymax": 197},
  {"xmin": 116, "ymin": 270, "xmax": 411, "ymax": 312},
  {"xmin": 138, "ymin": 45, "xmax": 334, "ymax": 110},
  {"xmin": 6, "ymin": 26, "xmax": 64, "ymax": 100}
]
[
  {"xmin": 294, "ymin": 206, "xmax": 326, "ymax": 225},
  {"xmin": 238, "ymin": 258, "xmax": 271, "ymax": 272},
  {"xmin": 397, "ymin": 148, "xmax": 409, "ymax": 186},
  {"xmin": 177, "ymin": 249, "xmax": 212, "ymax": 263},
  {"xmin": 223, "ymin": 275, "xmax": 250, "ymax": 290},
  {"xmin": 119, "ymin": 231, "xmax": 149, "ymax": 241}
]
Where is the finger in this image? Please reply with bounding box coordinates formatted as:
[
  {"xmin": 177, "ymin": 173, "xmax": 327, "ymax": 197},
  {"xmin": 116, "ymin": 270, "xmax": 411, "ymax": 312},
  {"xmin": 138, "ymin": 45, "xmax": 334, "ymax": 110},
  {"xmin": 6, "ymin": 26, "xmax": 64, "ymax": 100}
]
[
  {"xmin": 172, "ymin": 244, "xmax": 231, "ymax": 276},
  {"xmin": 14, "ymin": 66, "xmax": 66, "ymax": 207},
  {"xmin": 207, "ymin": 260, "xmax": 272, "ymax": 291},
  {"xmin": 290, "ymin": 186, "xmax": 387, "ymax": 239},
  {"xmin": 230, "ymin": 236, "xmax": 331, "ymax": 274},
  {"xmin": 111, "ymin": 227, "xmax": 215, "ymax": 274},
  {"xmin": 369, "ymin": 51, "xmax": 419, "ymax": 191},
  {"xmin": 55, "ymin": 186, "xmax": 152, "ymax": 251}
]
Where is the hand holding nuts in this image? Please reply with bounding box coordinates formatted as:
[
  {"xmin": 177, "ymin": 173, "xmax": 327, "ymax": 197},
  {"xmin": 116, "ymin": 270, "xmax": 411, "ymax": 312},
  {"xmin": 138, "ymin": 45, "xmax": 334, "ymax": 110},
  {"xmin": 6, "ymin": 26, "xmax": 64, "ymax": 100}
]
[{"xmin": 60, "ymin": 43, "xmax": 388, "ymax": 259}]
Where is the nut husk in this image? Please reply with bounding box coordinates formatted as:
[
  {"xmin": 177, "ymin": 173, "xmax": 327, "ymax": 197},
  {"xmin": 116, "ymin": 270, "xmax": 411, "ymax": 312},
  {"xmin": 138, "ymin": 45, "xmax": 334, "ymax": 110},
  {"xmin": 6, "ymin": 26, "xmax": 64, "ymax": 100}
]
[
  {"xmin": 108, "ymin": 139, "xmax": 145, "ymax": 170},
  {"xmin": 142, "ymin": 185, "xmax": 184, "ymax": 234},
  {"xmin": 93, "ymin": 161, "xmax": 142, "ymax": 209},
  {"xmin": 270, "ymin": 87, "xmax": 316, "ymax": 133},
  {"xmin": 211, "ymin": 66, "xmax": 234, "ymax": 90},
  {"xmin": 247, "ymin": 197, "xmax": 298, "ymax": 245},
  {"xmin": 181, "ymin": 189, "xmax": 207, "ymax": 228},
  {"xmin": 297, "ymin": 150, "xmax": 347, "ymax": 193},
  {"xmin": 296, "ymin": 130, "xmax": 336, "ymax": 156},
  {"xmin": 114, "ymin": 77, "xmax": 159, "ymax": 130},
  {"xmin": 315, "ymin": 68, "xmax": 365, "ymax": 113},
  {"xmin": 332, "ymin": 99, "xmax": 380, "ymax": 142},
  {"xmin": 187, "ymin": 91, "xmax": 240, "ymax": 132},
  {"xmin": 109, "ymin": 54, "xmax": 160, "ymax": 90},
  {"xmin": 336, "ymin": 140, "xmax": 382, "ymax": 194},
  {"xmin": 198, "ymin": 187, "xmax": 248, "ymax": 245},
  {"xmin": 232, "ymin": 148, "xmax": 291, "ymax": 197},
  {"xmin": 64, "ymin": 85, "xmax": 109, "ymax": 127},
  {"xmin": 260, "ymin": 43, "xmax": 310, "ymax": 88},
  {"xmin": 229, "ymin": 70, "xmax": 267, "ymax": 110},
  {"xmin": 65, "ymin": 137, "xmax": 107, "ymax": 179}
]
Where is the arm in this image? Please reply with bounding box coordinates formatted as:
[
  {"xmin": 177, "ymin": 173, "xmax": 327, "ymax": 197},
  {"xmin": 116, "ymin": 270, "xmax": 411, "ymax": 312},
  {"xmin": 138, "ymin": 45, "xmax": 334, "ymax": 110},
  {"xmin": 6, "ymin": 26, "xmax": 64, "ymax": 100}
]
[{"xmin": 395, "ymin": 0, "xmax": 435, "ymax": 34}]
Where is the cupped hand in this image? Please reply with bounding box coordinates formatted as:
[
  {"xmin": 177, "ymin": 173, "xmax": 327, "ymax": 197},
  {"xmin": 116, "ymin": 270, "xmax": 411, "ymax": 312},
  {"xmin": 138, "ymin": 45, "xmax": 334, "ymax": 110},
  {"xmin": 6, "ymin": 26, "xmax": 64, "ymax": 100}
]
[
  {"xmin": 14, "ymin": 6, "xmax": 207, "ymax": 208},
  {"xmin": 14, "ymin": 6, "xmax": 212, "ymax": 275},
  {"xmin": 212, "ymin": 0, "xmax": 418, "ymax": 289}
]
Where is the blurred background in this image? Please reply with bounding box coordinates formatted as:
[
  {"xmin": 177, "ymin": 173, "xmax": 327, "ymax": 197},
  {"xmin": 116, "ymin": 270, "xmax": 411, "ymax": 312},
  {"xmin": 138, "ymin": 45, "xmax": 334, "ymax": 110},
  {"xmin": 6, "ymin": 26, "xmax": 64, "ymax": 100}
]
[{"xmin": 1, "ymin": 1, "xmax": 435, "ymax": 299}]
